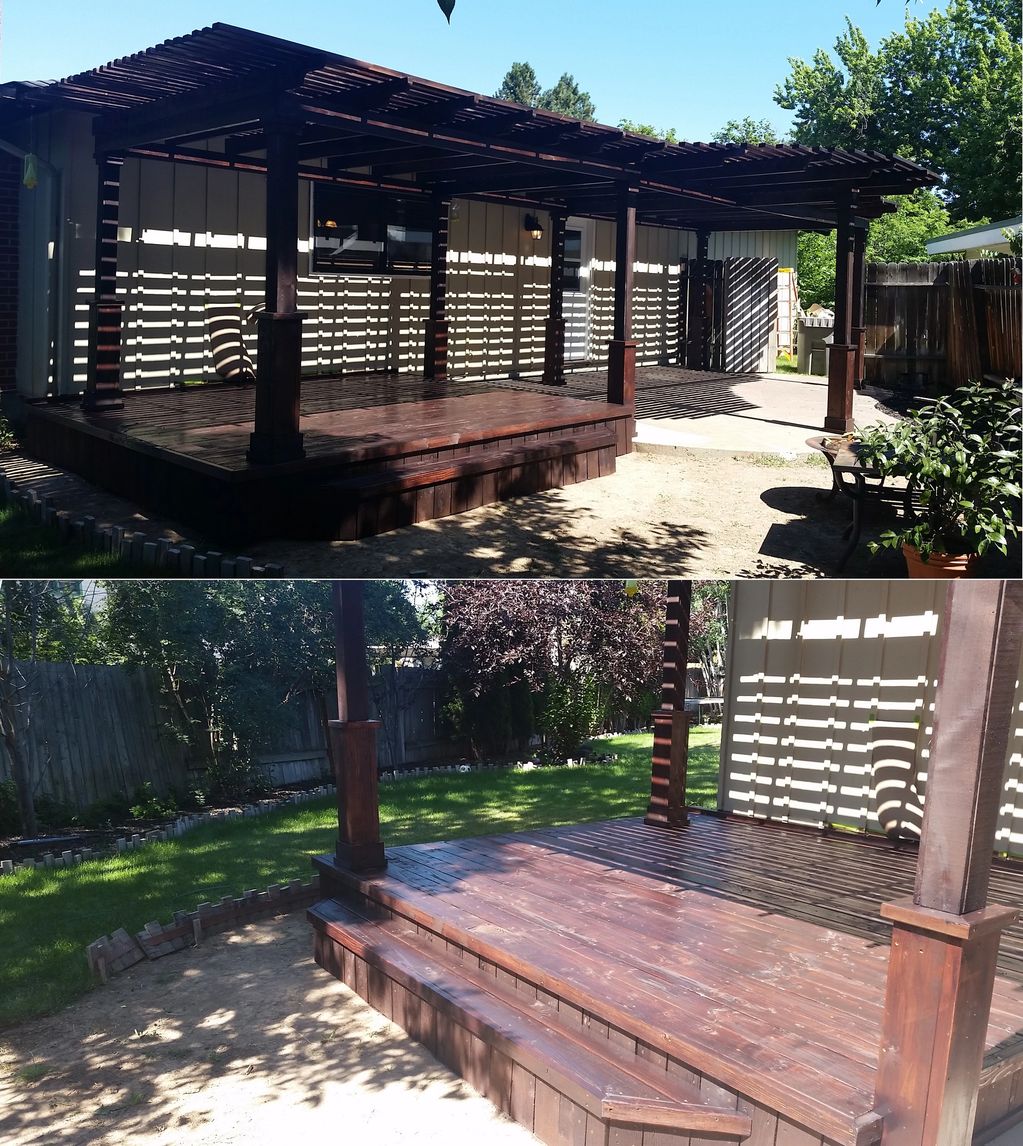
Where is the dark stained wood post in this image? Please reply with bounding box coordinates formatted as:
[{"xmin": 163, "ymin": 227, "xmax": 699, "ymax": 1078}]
[
  {"xmin": 645, "ymin": 581, "xmax": 692, "ymax": 830},
  {"xmin": 424, "ymin": 194, "xmax": 452, "ymax": 381},
  {"xmin": 607, "ymin": 181, "xmax": 637, "ymax": 406},
  {"xmin": 825, "ymin": 199, "xmax": 857, "ymax": 433},
  {"xmin": 683, "ymin": 230, "xmax": 710, "ymax": 369},
  {"xmin": 851, "ymin": 222, "xmax": 867, "ymax": 388},
  {"xmin": 82, "ymin": 152, "xmax": 126, "ymax": 412},
  {"xmin": 542, "ymin": 209, "xmax": 567, "ymax": 386},
  {"xmin": 247, "ymin": 119, "xmax": 305, "ymax": 465},
  {"xmin": 329, "ymin": 581, "xmax": 386, "ymax": 874},
  {"xmin": 875, "ymin": 581, "xmax": 1022, "ymax": 1146}
]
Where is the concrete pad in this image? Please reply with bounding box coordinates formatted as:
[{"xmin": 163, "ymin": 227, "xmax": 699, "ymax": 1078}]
[{"xmin": 632, "ymin": 371, "xmax": 898, "ymax": 457}]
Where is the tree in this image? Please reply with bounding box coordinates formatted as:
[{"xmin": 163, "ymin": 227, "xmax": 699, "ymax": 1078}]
[
  {"xmin": 618, "ymin": 119, "xmax": 678, "ymax": 143},
  {"xmin": 541, "ymin": 74, "xmax": 596, "ymax": 121},
  {"xmin": 494, "ymin": 62, "xmax": 596, "ymax": 121},
  {"xmin": 712, "ymin": 118, "xmax": 783, "ymax": 145},
  {"xmin": 440, "ymin": 580, "xmax": 665, "ymax": 757},
  {"xmin": 776, "ymin": 0, "xmax": 1022, "ymax": 222},
  {"xmin": 494, "ymin": 61, "xmax": 541, "ymax": 108},
  {"xmin": 689, "ymin": 582, "xmax": 730, "ymax": 698}
]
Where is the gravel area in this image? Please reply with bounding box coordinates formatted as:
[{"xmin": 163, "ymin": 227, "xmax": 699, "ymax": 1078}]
[{"xmin": 0, "ymin": 913, "xmax": 538, "ymax": 1146}]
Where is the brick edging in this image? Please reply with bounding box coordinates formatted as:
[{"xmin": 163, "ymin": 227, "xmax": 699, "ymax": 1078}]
[
  {"xmin": 0, "ymin": 470, "xmax": 284, "ymax": 576},
  {"xmin": 0, "ymin": 785, "xmax": 336, "ymax": 877},
  {"xmin": 85, "ymin": 875, "xmax": 322, "ymax": 983}
]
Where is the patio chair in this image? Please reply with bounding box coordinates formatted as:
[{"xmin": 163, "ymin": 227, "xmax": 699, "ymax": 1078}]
[{"xmin": 205, "ymin": 305, "xmax": 257, "ymax": 385}]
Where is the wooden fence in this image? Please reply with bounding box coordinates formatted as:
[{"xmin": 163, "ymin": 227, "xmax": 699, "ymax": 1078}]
[
  {"xmin": 864, "ymin": 257, "xmax": 1022, "ymax": 393},
  {"xmin": 719, "ymin": 581, "xmax": 1023, "ymax": 859},
  {"xmin": 0, "ymin": 661, "xmax": 458, "ymax": 812},
  {"xmin": 0, "ymin": 661, "xmax": 189, "ymax": 810}
]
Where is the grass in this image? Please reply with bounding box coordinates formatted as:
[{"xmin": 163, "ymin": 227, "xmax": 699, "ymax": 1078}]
[
  {"xmin": 0, "ymin": 729, "xmax": 719, "ymax": 1029},
  {"xmin": 774, "ymin": 350, "xmax": 800, "ymax": 374},
  {"xmin": 0, "ymin": 503, "xmax": 136, "ymax": 576}
]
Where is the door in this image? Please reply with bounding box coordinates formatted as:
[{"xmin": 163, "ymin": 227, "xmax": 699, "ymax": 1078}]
[{"xmin": 563, "ymin": 216, "xmax": 594, "ymax": 363}]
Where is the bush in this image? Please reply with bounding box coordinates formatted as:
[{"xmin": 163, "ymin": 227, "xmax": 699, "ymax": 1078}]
[
  {"xmin": 33, "ymin": 793, "xmax": 75, "ymax": 830},
  {"xmin": 75, "ymin": 793, "xmax": 133, "ymax": 830},
  {"xmin": 0, "ymin": 780, "xmax": 21, "ymax": 835},
  {"xmin": 129, "ymin": 782, "xmax": 180, "ymax": 821},
  {"xmin": 204, "ymin": 756, "xmax": 272, "ymax": 803}
]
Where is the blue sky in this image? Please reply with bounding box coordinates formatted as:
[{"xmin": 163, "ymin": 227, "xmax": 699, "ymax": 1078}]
[{"xmin": 1, "ymin": 1, "xmax": 941, "ymax": 141}]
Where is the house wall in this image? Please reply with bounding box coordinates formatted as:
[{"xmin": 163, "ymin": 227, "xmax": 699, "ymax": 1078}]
[
  {"xmin": 11, "ymin": 110, "xmax": 797, "ymax": 397},
  {"xmin": 719, "ymin": 581, "xmax": 1023, "ymax": 858}
]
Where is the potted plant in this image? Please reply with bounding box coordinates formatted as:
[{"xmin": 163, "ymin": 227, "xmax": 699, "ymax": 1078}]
[{"xmin": 855, "ymin": 379, "xmax": 1021, "ymax": 578}]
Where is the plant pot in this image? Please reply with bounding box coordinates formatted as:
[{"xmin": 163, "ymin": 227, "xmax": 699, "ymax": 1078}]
[{"xmin": 901, "ymin": 543, "xmax": 979, "ymax": 580}]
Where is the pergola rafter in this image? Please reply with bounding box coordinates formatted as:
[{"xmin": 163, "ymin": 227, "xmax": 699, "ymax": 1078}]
[{"xmin": 3, "ymin": 20, "xmax": 938, "ymax": 442}]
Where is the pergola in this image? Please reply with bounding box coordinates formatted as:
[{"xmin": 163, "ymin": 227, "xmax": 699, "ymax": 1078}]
[
  {"xmin": 4, "ymin": 22, "xmax": 939, "ymax": 455},
  {"xmin": 322, "ymin": 580, "xmax": 1023, "ymax": 1146}
]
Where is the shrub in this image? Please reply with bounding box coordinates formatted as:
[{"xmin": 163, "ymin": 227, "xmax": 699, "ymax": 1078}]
[
  {"xmin": 129, "ymin": 782, "xmax": 179, "ymax": 821},
  {"xmin": 0, "ymin": 780, "xmax": 21, "ymax": 835},
  {"xmin": 75, "ymin": 793, "xmax": 133, "ymax": 830},
  {"xmin": 33, "ymin": 793, "xmax": 75, "ymax": 830},
  {"xmin": 204, "ymin": 756, "xmax": 272, "ymax": 803}
]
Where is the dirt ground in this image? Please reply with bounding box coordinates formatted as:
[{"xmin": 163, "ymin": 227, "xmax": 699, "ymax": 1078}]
[
  {"xmin": 248, "ymin": 449, "xmax": 912, "ymax": 578},
  {"xmin": 0, "ymin": 913, "xmax": 537, "ymax": 1146}
]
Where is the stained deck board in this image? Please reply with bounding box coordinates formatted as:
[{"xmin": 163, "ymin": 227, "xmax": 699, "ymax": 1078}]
[
  {"xmin": 30, "ymin": 373, "xmax": 630, "ymax": 478},
  {"xmin": 316, "ymin": 815, "xmax": 1023, "ymax": 1145}
]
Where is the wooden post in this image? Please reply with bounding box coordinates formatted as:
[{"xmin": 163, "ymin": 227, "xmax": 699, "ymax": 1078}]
[
  {"xmin": 82, "ymin": 152, "xmax": 126, "ymax": 412},
  {"xmin": 875, "ymin": 582, "xmax": 1022, "ymax": 1146},
  {"xmin": 826, "ymin": 200, "xmax": 857, "ymax": 433},
  {"xmin": 329, "ymin": 581, "xmax": 386, "ymax": 874},
  {"xmin": 683, "ymin": 230, "xmax": 710, "ymax": 369},
  {"xmin": 851, "ymin": 222, "xmax": 867, "ymax": 389},
  {"xmin": 424, "ymin": 194, "xmax": 451, "ymax": 381},
  {"xmin": 645, "ymin": 581, "xmax": 692, "ymax": 830},
  {"xmin": 607, "ymin": 181, "xmax": 637, "ymax": 406},
  {"xmin": 542, "ymin": 210, "xmax": 567, "ymax": 386},
  {"xmin": 247, "ymin": 120, "xmax": 305, "ymax": 465}
]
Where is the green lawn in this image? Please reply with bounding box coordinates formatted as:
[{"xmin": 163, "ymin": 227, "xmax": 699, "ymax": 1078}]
[
  {"xmin": 0, "ymin": 503, "xmax": 136, "ymax": 576},
  {"xmin": 0, "ymin": 728, "xmax": 719, "ymax": 1029}
]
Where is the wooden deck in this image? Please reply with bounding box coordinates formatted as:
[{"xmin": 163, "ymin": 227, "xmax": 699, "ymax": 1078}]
[
  {"xmin": 310, "ymin": 815, "xmax": 1023, "ymax": 1146},
  {"xmin": 24, "ymin": 373, "xmax": 632, "ymax": 543}
]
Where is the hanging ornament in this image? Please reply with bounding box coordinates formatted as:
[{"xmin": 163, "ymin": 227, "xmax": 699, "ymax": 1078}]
[
  {"xmin": 22, "ymin": 153, "xmax": 38, "ymax": 190},
  {"xmin": 437, "ymin": 0, "xmax": 455, "ymax": 22}
]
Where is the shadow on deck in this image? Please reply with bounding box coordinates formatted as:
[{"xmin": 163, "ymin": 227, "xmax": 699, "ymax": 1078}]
[{"xmin": 310, "ymin": 814, "xmax": 1023, "ymax": 1146}]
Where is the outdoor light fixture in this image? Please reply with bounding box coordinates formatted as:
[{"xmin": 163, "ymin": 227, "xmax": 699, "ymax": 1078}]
[
  {"xmin": 323, "ymin": 219, "xmax": 339, "ymax": 230},
  {"xmin": 524, "ymin": 214, "xmax": 544, "ymax": 241}
]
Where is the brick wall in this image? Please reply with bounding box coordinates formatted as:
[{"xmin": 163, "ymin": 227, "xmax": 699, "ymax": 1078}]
[{"xmin": 0, "ymin": 154, "xmax": 20, "ymax": 391}]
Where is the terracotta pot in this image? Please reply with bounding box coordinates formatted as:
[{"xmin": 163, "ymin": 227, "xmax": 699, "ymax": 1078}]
[{"xmin": 901, "ymin": 543, "xmax": 979, "ymax": 579}]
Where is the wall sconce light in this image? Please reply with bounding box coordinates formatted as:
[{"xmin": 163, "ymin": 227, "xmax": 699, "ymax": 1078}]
[
  {"xmin": 524, "ymin": 214, "xmax": 544, "ymax": 241},
  {"xmin": 323, "ymin": 219, "xmax": 339, "ymax": 230}
]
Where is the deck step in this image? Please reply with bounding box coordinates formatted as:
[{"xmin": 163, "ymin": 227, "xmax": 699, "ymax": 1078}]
[
  {"xmin": 309, "ymin": 896, "xmax": 753, "ymax": 1142},
  {"xmin": 318, "ymin": 429, "xmax": 617, "ymax": 539}
]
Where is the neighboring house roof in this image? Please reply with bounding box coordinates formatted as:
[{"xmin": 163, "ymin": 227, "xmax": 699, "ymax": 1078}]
[
  {"xmin": 925, "ymin": 215, "xmax": 1022, "ymax": 257},
  {"xmin": 0, "ymin": 22, "xmax": 938, "ymax": 236}
]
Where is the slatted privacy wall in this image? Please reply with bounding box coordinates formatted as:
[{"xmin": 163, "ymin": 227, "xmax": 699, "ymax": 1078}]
[{"xmin": 720, "ymin": 581, "xmax": 1023, "ymax": 857}]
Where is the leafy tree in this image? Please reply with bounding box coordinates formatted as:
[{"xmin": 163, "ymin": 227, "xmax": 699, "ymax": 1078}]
[
  {"xmin": 776, "ymin": 0, "xmax": 1022, "ymax": 222},
  {"xmin": 440, "ymin": 580, "xmax": 665, "ymax": 757},
  {"xmin": 541, "ymin": 74, "xmax": 596, "ymax": 121},
  {"xmin": 689, "ymin": 582, "xmax": 730, "ymax": 698},
  {"xmin": 494, "ymin": 63, "xmax": 596, "ymax": 121},
  {"xmin": 495, "ymin": 61, "xmax": 542, "ymax": 108},
  {"xmin": 619, "ymin": 119, "xmax": 678, "ymax": 143},
  {"xmin": 712, "ymin": 118, "xmax": 784, "ymax": 145}
]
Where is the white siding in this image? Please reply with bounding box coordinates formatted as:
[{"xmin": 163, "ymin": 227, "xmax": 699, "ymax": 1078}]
[
  {"xmin": 720, "ymin": 582, "xmax": 1023, "ymax": 857},
  {"xmin": 15, "ymin": 110, "xmax": 797, "ymax": 396}
]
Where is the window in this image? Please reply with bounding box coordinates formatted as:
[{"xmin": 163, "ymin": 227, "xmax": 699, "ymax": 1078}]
[
  {"xmin": 563, "ymin": 228, "xmax": 583, "ymax": 291},
  {"xmin": 312, "ymin": 187, "xmax": 433, "ymax": 275}
]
